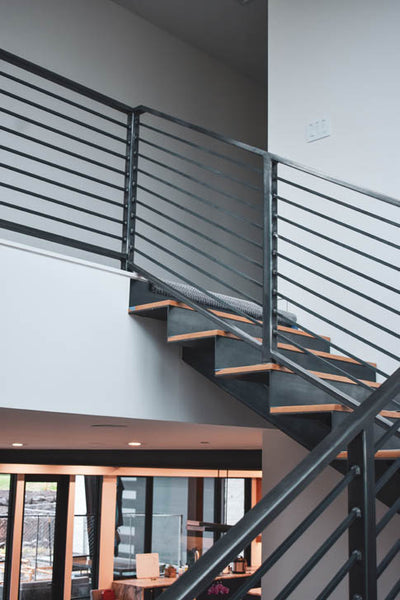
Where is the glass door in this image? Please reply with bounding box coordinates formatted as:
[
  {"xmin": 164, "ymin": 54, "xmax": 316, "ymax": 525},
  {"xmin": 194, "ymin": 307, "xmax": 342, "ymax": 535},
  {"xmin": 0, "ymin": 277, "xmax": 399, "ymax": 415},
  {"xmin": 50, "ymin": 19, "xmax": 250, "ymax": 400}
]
[{"xmin": 19, "ymin": 476, "xmax": 69, "ymax": 600}]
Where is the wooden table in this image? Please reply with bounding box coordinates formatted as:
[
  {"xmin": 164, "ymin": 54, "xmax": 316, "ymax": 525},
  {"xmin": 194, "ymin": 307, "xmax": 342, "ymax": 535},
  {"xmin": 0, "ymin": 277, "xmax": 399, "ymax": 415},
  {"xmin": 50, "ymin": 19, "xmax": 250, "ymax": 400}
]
[
  {"xmin": 113, "ymin": 577, "xmax": 175, "ymax": 600},
  {"xmin": 113, "ymin": 571, "xmax": 257, "ymax": 600}
]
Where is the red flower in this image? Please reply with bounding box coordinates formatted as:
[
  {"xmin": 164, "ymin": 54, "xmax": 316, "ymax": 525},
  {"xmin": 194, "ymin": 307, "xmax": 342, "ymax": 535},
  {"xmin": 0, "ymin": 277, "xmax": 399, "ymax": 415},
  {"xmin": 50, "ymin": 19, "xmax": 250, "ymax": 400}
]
[{"xmin": 207, "ymin": 580, "xmax": 230, "ymax": 595}]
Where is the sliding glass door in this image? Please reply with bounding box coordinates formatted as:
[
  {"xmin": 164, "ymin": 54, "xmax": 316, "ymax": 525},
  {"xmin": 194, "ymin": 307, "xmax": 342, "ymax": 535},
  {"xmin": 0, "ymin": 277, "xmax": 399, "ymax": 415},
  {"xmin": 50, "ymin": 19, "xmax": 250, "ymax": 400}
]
[{"xmin": 19, "ymin": 476, "xmax": 69, "ymax": 600}]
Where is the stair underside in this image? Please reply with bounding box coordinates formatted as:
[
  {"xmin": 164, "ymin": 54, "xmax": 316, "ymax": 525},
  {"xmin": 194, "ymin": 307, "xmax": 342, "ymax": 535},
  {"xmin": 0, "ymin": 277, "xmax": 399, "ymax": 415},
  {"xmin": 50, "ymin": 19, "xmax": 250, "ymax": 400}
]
[
  {"xmin": 129, "ymin": 278, "xmax": 400, "ymax": 512},
  {"xmin": 129, "ymin": 280, "xmax": 399, "ymax": 436}
]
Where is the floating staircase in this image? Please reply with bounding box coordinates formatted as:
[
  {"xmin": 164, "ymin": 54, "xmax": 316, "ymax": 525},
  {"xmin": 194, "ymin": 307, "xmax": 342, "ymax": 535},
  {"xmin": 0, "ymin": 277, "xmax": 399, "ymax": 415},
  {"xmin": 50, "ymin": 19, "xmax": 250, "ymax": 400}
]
[
  {"xmin": 129, "ymin": 278, "xmax": 400, "ymax": 486},
  {"xmin": 130, "ymin": 280, "xmax": 400, "ymax": 600},
  {"xmin": 1, "ymin": 50, "xmax": 399, "ymax": 600}
]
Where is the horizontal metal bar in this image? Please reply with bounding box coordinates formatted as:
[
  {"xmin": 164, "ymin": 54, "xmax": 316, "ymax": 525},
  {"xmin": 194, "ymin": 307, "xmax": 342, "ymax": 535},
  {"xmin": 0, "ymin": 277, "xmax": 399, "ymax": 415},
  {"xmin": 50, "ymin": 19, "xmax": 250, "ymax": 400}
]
[
  {"xmin": 135, "ymin": 214, "xmax": 262, "ymax": 289},
  {"xmin": 139, "ymin": 155, "xmax": 263, "ymax": 229},
  {"xmin": 275, "ymin": 509, "xmax": 359, "ymax": 600},
  {"xmin": 276, "ymin": 330, "xmax": 374, "ymax": 391},
  {"xmin": 0, "ymin": 163, "xmax": 123, "ymax": 208},
  {"xmin": 0, "ymin": 219, "xmax": 124, "ymax": 260},
  {"xmin": 270, "ymin": 152, "xmax": 400, "ymax": 208},
  {"xmin": 137, "ymin": 105, "xmax": 267, "ymax": 157},
  {"xmin": 374, "ymin": 419, "xmax": 400, "ymax": 452},
  {"xmin": 277, "ymin": 176, "xmax": 400, "ymax": 229},
  {"xmin": 155, "ymin": 369, "xmax": 400, "ymax": 600},
  {"xmin": 376, "ymin": 495, "xmax": 400, "ymax": 535},
  {"xmin": 1, "ymin": 145, "xmax": 125, "ymax": 191},
  {"xmin": 138, "ymin": 169, "xmax": 264, "ymax": 239},
  {"xmin": 314, "ymin": 551, "xmax": 360, "ymax": 600},
  {"xmin": 131, "ymin": 261, "xmax": 263, "ymax": 345},
  {"xmin": 385, "ymin": 577, "xmax": 400, "ymax": 600},
  {"xmin": 278, "ymin": 272, "xmax": 399, "ymax": 340},
  {"xmin": 0, "ymin": 89, "xmax": 126, "ymax": 143},
  {"xmin": 277, "ymin": 252, "xmax": 399, "ymax": 317},
  {"xmin": 140, "ymin": 137, "xmax": 263, "ymax": 196},
  {"xmin": 377, "ymin": 539, "xmax": 400, "ymax": 578},
  {"xmin": 277, "ymin": 194, "xmax": 400, "ymax": 251},
  {"xmin": 228, "ymin": 467, "xmax": 357, "ymax": 600},
  {"xmin": 140, "ymin": 122, "xmax": 262, "ymax": 173},
  {"xmin": 0, "ymin": 182, "xmax": 123, "ymax": 224},
  {"xmin": 135, "ymin": 230, "xmax": 262, "ymax": 306},
  {"xmin": 0, "ymin": 201, "xmax": 122, "ymax": 240},
  {"xmin": 0, "ymin": 107, "xmax": 126, "ymax": 159},
  {"xmin": 136, "ymin": 198, "xmax": 262, "ymax": 269},
  {"xmin": 0, "ymin": 70, "xmax": 128, "ymax": 128},
  {"xmin": 376, "ymin": 457, "xmax": 400, "ymax": 494},
  {"xmin": 136, "ymin": 184, "xmax": 263, "ymax": 251},
  {"xmin": 0, "ymin": 126, "xmax": 125, "ymax": 175},
  {"xmin": 278, "ymin": 234, "xmax": 400, "ymax": 297},
  {"xmin": 278, "ymin": 215, "xmax": 398, "ymax": 272},
  {"xmin": 273, "ymin": 310, "xmax": 389, "ymax": 379},
  {"xmin": 0, "ymin": 48, "xmax": 133, "ymax": 113},
  {"xmin": 277, "ymin": 292, "xmax": 399, "ymax": 363}
]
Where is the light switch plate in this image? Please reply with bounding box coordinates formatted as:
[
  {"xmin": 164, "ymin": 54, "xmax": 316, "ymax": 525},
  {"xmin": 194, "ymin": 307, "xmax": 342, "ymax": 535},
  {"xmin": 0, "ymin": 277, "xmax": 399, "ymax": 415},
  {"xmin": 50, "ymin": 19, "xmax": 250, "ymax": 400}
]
[{"xmin": 306, "ymin": 117, "xmax": 332, "ymax": 143}]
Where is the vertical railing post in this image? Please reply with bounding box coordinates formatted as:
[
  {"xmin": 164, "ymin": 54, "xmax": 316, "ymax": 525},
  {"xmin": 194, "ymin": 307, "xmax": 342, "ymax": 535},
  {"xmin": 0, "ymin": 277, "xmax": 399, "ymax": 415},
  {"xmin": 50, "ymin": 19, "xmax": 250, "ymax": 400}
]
[
  {"xmin": 262, "ymin": 154, "xmax": 278, "ymax": 361},
  {"xmin": 121, "ymin": 109, "xmax": 140, "ymax": 271},
  {"xmin": 347, "ymin": 424, "xmax": 377, "ymax": 600}
]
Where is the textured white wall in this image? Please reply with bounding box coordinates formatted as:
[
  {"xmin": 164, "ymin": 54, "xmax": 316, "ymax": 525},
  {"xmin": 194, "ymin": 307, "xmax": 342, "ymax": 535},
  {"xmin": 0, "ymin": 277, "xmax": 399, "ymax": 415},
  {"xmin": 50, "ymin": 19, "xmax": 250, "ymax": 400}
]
[
  {"xmin": 268, "ymin": 0, "xmax": 399, "ymax": 376},
  {"xmin": 1, "ymin": 0, "xmax": 266, "ymax": 145},
  {"xmin": 1, "ymin": 0, "xmax": 266, "ymax": 298},
  {"xmin": 264, "ymin": 4, "xmax": 400, "ymax": 595},
  {"xmin": 0, "ymin": 240, "xmax": 266, "ymax": 428}
]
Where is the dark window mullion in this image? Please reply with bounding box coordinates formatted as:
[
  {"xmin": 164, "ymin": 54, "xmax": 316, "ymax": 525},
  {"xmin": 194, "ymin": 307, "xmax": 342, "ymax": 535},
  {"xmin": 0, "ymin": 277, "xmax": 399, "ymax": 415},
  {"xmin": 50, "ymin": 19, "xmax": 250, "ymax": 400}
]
[
  {"xmin": 144, "ymin": 477, "xmax": 154, "ymax": 554},
  {"xmin": 3, "ymin": 474, "xmax": 16, "ymax": 600}
]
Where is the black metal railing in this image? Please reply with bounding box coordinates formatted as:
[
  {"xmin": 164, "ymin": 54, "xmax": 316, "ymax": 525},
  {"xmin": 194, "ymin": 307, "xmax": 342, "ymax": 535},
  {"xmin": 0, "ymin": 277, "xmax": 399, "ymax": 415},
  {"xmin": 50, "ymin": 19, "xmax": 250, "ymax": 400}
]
[
  {"xmin": 130, "ymin": 105, "xmax": 267, "ymax": 348},
  {"xmin": 0, "ymin": 48, "xmax": 132, "ymax": 267},
  {"xmin": 268, "ymin": 154, "xmax": 400, "ymax": 395},
  {"xmin": 157, "ymin": 368, "xmax": 400, "ymax": 600},
  {"xmin": 2, "ymin": 50, "xmax": 400, "ymax": 599}
]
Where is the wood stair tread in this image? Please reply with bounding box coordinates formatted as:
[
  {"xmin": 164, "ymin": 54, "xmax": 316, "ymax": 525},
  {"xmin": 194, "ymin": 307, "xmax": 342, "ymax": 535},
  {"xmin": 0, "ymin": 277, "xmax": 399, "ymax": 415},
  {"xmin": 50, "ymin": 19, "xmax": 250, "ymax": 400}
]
[
  {"xmin": 271, "ymin": 405, "xmax": 400, "ymax": 418},
  {"xmin": 166, "ymin": 330, "xmax": 372, "ymax": 368},
  {"xmin": 215, "ymin": 363, "xmax": 381, "ymax": 388},
  {"xmin": 168, "ymin": 330, "xmax": 238, "ymax": 343},
  {"xmin": 337, "ymin": 449, "xmax": 400, "ymax": 460},
  {"xmin": 129, "ymin": 300, "xmax": 331, "ymax": 341}
]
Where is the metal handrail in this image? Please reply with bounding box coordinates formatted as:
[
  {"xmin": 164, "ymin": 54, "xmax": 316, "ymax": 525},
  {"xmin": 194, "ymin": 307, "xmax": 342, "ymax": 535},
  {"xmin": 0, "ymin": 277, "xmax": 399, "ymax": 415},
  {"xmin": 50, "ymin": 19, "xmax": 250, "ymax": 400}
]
[
  {"xmin": 135, "ymin": 105, "xmax": 267, "ymax": 157},
  {"xmin": 270, "ymin": 152, "xmax": 400, "ymax": 208},
  {"xmin": 158, "ymin": 369, "xmax": 400, "ymax": 600},
  {"xmin": 0, "ymin": 48, "xmax": 133, "ymax": 113}
]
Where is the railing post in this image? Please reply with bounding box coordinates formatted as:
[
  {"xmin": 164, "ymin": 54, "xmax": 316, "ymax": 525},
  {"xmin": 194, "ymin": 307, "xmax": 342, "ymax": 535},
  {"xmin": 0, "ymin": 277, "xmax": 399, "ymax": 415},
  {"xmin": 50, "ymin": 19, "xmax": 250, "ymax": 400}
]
[
  {"xmin": 347, "ymin": 424, "xmax": 377, "ymax": 600},
  {"xmin": 121, "ymin": 109, "xmax": 140, "ymax": 271},
  {"xmin": 262, "ymin": 154, "xmax": 278, "ymax": 361}
]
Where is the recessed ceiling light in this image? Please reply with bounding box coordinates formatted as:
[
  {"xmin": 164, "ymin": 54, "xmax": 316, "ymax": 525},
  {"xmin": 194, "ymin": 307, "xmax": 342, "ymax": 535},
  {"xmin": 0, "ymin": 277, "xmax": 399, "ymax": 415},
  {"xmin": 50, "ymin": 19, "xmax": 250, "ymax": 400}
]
[
  {"xmin": 128, "ymin": 441, "xmax": 142, "ymax": 447},
  {"xmin": 12, "ymin": 442, "xmax": 24, "ymax": 447},
  {"xmin": 91, "ymin": 424, "xmax": 127, "ymax": 428}
]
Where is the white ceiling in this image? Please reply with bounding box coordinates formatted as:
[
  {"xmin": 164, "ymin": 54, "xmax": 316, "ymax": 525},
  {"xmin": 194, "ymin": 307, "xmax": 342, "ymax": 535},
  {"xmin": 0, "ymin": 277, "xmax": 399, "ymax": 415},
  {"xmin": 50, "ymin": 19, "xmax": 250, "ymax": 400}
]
[
  {"xmin": 0, "ymin": 408, "xmax": 266, "ymax": 450},
  {"xmin": 110, "ymin": 0, "xmax": 267, "ymax": 83}
]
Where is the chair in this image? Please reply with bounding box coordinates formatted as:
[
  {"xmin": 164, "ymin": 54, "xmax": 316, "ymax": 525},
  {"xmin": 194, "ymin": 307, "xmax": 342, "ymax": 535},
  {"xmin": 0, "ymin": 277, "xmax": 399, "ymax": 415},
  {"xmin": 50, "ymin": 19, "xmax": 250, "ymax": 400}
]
[{"xmin": 90, "ymin": 590, "xmax": 116, "ymax": 600}]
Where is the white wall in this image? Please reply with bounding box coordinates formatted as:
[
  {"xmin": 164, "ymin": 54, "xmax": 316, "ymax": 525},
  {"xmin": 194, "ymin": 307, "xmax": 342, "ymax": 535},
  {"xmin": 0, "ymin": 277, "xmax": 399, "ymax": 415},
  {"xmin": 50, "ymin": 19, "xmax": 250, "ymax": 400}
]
[
  {"xmin": 0, "ymin": 240, "xmax": 266, "ymax": 428},
  {"xmin": 264, "ymin": 4, "xmax": 400, "ymax": 596},
  {"xmin": 1, "ymin": 0, "xmax": 266, "ymax": 145},
  {"xmin": 269, "ymin": 0, "xmax": 400, "ymax": 192},
  {"xmin": 1, "ymin": 0, "xmax": 266, "ymax": 301},
  {"xmin": 269, "ymin": 0, "xmax": 399, "ymax": 376}
]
